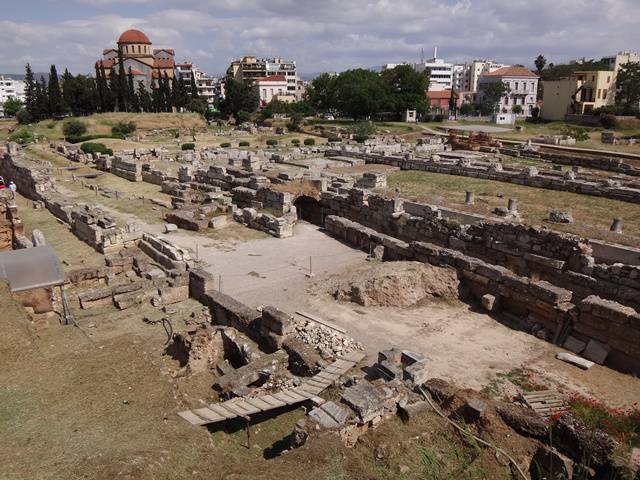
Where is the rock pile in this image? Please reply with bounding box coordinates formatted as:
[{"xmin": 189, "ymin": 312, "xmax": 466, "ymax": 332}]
[{"xmin": 294, "ymin": 320, "xmax": 363, "ymax": 358}]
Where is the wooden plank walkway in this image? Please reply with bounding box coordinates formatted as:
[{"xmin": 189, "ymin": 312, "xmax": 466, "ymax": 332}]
[
  {"xmin": 178, "ymin": 351, "xmax": 365, "ymax": 426},
  {"xmin": 522, "ymin": 390, "xmax": 569, "ymax": 419}
]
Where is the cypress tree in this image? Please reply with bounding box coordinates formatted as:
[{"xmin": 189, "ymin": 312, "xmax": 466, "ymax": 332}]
[
  {"xmin": 33, "ymin": 76, "xmax": 49, "ymax": 120},
  {"xmin": 151, "ymin": 80, "xmax": 162, "ymax": 112},
  {"xmin": 24, "ymin": 63, "xmax": 36, "ymax": 118},
  {"xmin": 127, "ymin": 68, "xmax": 140, "ymax": 112},
  {"xmin": 115, "ymin": 48, "xmax": 128, "ymax": 111},
  {"xmin": 161, "ymin": 72, "xmax": 171, "ymax": 112},
  {"xmin": 190, "ymin": 77, "xmax": 199, "ymax": 100},
  {"xmin": 47, "ymin": 65, "xmax": 64, "ymax": 116},
  {"xmin": 61, "ymin": 68, "xmax": 74, "ymax": 114},
  {"xmin": 137, "ymin": 81, "xmax": 152, "ymax": 112}
]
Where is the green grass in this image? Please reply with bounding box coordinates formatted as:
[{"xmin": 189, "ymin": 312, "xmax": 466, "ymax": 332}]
[{"xmin": 382, "ymin": 170, "xmax": 640, "ymax": 246}]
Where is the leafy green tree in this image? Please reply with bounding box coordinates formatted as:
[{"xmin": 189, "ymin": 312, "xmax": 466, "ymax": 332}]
[
  {"xmin": 512, "ymin": 104, "xmax": 523, "ymax": 114},
  {"xmin": 480, "ymin": 81, "xmax": 510, "ymax": 113},
  {"xmin": 306, "ymin": 73, "xmax": 337, "ymax": 112},
  {"xmin": 539, "ymin": 60, "xmax": 609, "ymax": 81},
  {"xmin": 171, "ymin": 76, "xmax": 188, "ymax": 110},
  {"xmin": 616, "ymin": 61, "xmax": 640, "ymax": 114},
  {"xmin": 220, "ymin": 76, "xmax": 259, "ymax": 122},
  {"xmin": 286, "ymin": 112, "xmax": 303, "ymax": 131},
  {"xmin": 190, "ymin": 77, "xmax": 199, "ymax": 99},
  {"xmin": 15, "ymin": 108, "xmax": 32, "ymax": 125},
  {"xmin": 459, "ymin": 103, "xmax": 475, "ymax": 116},
  {"xmin": 3, "ymin": 97, "xmax": 23, "ymax": 117},
  {"xmin": 23, "ymin": 63, "xmax": 36, "ymax": 118},
  {"xmin": 47, "ymin": 65, "xmax": 64, "ymax": 116},
  {"xmin": 534, "ymin": 55, "xmax": 547, "ymax": 73},
  {"xmin": 381, "ymin": 65, "xmax": 430, "ymax": 114},
  {"xmin": 334, "ymin": 69, "xmax": 386, "ymax": 120}
]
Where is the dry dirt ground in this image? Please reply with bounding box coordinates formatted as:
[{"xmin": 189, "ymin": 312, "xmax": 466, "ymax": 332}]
[{"xmin": 167, "ymin": 221, "xmax": 640, "ymax": 408}]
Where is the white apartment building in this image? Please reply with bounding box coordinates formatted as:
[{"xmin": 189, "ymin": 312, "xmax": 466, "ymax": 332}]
[
  {"xmin": 174, "ymin": 63, "xmax": 221, "ymax": 105},
  {"xmin": 0, "ymin": 76, "xmax": 25, "ymax": 117},
  {"xmin": 461, "ymin": 60, "xmax": 511, "ymax": 93},
  {"xmin": 256, "ymin": 75, "xmax": 293, "ymax": 105},
  {"xmin": 601, "ymin": 51, "xmax": 640, "ymax": 72},
  {"xmin": 413, "ymin": 52, "xmax": 454, "ymax": 91},
  {"xmin": 477, "ymin": 66, "xmax": 539, "ymax": 116}
]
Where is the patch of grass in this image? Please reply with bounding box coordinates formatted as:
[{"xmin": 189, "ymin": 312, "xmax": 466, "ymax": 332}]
[
  {"xmin": 481, "ymin": 368, "xmax": 546, "ymax": 397},
  {"xmin": 382, "ymin": 170, "xmax": 640, "ymax": 247}
]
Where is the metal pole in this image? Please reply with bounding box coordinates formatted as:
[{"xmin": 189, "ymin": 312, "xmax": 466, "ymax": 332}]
[
  {"xmin": 219, "ymin": 274, "xmax": 222, "ymax": 293},
  {"xmin": 309, "ymin": 256, "xmax": 312, "ymax": 276},
  {"xmin": 196, "ymin": 243, "xmax": 199, "ymax": 261}
]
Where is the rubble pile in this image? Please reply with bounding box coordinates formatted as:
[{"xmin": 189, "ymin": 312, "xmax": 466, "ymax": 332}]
[{"xmin": 294, "ymin": 320, "xmax": 363, "ymax": 358}]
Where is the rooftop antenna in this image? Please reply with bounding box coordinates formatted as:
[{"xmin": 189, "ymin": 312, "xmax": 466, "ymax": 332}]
[
  {"xmin": 434, "ymin": 46, "xmax": 438, "ymax": 59},
  {"xmin": 421, "ymin": 47, "xmax": 424, "ymax": 64}
]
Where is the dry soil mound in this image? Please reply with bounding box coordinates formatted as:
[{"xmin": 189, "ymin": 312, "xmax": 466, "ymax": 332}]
[{"xmin": 331, "ymin": 261, "xmax": 460, "ymax": 307}]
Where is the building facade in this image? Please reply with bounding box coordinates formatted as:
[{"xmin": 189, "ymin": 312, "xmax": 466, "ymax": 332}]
[
  {"xmin": 96, "ymin": 29, "xmax": 176, "ymax": 88},
  {"xmin": 0, "ymin": 76, "xmax": 25, "ymax": 117},
  {"xmin": 600, "ymin": 51, "xmax": 640, "ymax": 73},
  {"xmin": 226, "ymin": 56, "xmax": 300, "ymax": 98},
  {"xmin": 541, "ymin": 70, "xmax": 615, "ymax": 120},
  {"xmin": 175, "ymin": 63, "xmax": 221, "ymax": 105},
  {"xmin": 477, "ymin": 66, "xmax": 539, "ymax": 116}
]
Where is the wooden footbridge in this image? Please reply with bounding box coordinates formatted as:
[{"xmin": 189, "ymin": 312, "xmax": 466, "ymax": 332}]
[{"xmin": 178, "ymin": 351, "xmax": 365, "ymax": 426}]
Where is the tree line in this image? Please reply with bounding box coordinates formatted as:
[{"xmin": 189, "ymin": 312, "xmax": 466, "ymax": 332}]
[
  {"xmin": 15, "ymin": 57, "xmax": 208, "ymax": 124},
  {"xmin": 305, "ymin": 66, "xmax": 431, "ymax": 120}
]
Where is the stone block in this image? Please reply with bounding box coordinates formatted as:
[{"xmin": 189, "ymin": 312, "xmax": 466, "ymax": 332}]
[
  {"xmin": 376, "ymin": 360, "xmax": 403, "ymax": 380},
  {"xmin": 582, "ymin": 339, "xmax": 610, "ymax": 364},
  {"xmin": 400, "ymin": 350, "xmax": 425, "ymax": 366},
  {"xmin": 165, "ymin": 223, "xmax": 178, "ymax": 233},
  {"xmin": 481, "ymin": 293, "xmax": 498, "ymax": 312},
  {"xmin": 261, "ymin": 306, "xmax": 295, "ymax": 336},
  {"xmin": 403, "ymin": 359, "xmax": 429, "ymax": 387},
  {"xmin": 529, "ymin": 445, "xmax": 574, "ymax": 480},
  {"xmin": 562, "ymin": 335, "xmax": 587, "ymax": 354},
  {"xmin": 398, "ymin": 401, "xmax": 432, "ymax": 422},
  {"xmin": 341, "ymin": 382, "xmax": 391, "ymax": 423},
  {"xmin": 308, "ymin": 401, "xmax": 349, "ymax": 428}
]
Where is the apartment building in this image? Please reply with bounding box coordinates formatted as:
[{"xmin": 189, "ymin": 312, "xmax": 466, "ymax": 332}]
[
  {"xmin": 477, "ymin": 66, "xmax": 539, "ymax": 116},
  {"xmin": 0, "ymin": 76, "xmax": 25, "ymax": 117},
  {"xmin": 413, "ymin": 57, "xmax": 454, "ymax": 91},
  {"xmin": 600, "ymin": 51, "xmax": 640, "ymax": 73},
  {"xmin": 175, "ymin": 63, "xmax": 221, "ymax": 104},
  {"xmin": 541, "ymin": 70, "xmax": 615, "ymax": 120},
  {"xmin": 226, "ymin": 56, "xmax": 300, "ymax": 98}
]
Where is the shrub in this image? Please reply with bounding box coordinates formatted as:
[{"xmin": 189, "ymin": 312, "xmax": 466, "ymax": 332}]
[
  {"xmin": 286, "ymin": 113, "xmax": 303, "ymax": 132},
  {"xmin": 238, "ymin": 141, "xmax": 250, "ymax": 147},
  {"xmin": 561, "ymin": 125, "xmax": 590, "ymax": 142},
  {"xmin": 111, "ymin": 121, "xmax": 136, "ymax": 136},
  {"xmin": 353, "ymin": 135, "xmax": 368, "ymax": 143},
  {"xmin": 62, "ymin": 119, "xmax": 87, "ymax": 138},
  {"xmin": 303, "ymin": 138, "xmax": 315, "ymax": 146},
  {"xmin": 291, "ymin": 139, "xmax": 300, "ymax": 145},
  {"xmin": 600, "ymin": 114, "xmax": 619, "ymax": 129},
  {"xmin": 220, "ymin": 142, "xmax": 231, "ymax": 148},
  {"xmin": 512, "ymin": 104, "xmax": 523, "ymax": 114},
  {"xmin": 266, "ymin": 139, "xmax": 278, "ymax": 146},
  {"xmin": 433, "ymin": 114, "xmax": 445, "ymax": 122},
  {"xmin": 181, "ymin": 143, "xmax": 196, "ymax": 151},
  {"xmin": 422, "ymin": 114, "xmax": 434, "ymax": 122},
  {"xmin": 9, "ymin": 127, "xmax": 34, "ymax": 145},
  {"xmin": 235, "ymin": 110, "xmax": 251, "ymax": 125},
  {"xmin": 80, "ymin": 142, "xmax": 113, "ymax": 156},
  {"xmin": 15, "ymin": 108, "xmax": 32, "ymax": 125},
  {"xmin": 47, "ymin": 122, "xmax": 55, "ymax": 129},
  {"xmin": 459, "ymin": 103, "xmax": 475, "ymax": 116},
  {"xmin": 327, "ymin": 135, "xmax": 341, "ymax": 143}
]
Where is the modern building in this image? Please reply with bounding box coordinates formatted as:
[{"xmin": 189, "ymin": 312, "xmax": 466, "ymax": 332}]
[
  {"xmin": 600, "ymin": 51, "xmax": 640, "ymax": 73},
  {"xmin": 0, "ymin": 76, "xmax": 25, "ymax": 117},
  {"xmin": 413, "ymin": 49, "xmax": 454, "ymax": 91},
  {"xmin": 426, "ymin": 90, "xmax": 459, "ymax": 113},
  {"xmin": 96, "ymin": 29, "xmax": 176, "ymax": 88},
  {"xmin": 477, "ymin": 66, "xmax": 539, "ymax": 116},
  {"xmin": 462, "ymin": 60, "xmax": 511, "ymax": 93},
  {"xmin": 226, "ymin": 56, "xmax": 300, "ymax": 98},
  {"xmin": 175, "ymin": 63, "xmax": 221, "ymax": 105},
  {"xmin": 541, "ymin": 70, "xmax": 615, "ymax": 120},
  {"xmin": 255, "ymin": 75, "xmax": 296, "ymax": 106}
]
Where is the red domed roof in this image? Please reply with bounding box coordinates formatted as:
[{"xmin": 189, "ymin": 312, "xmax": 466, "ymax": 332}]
[{"xmin": 118, "ymin": 29, "xmax": 151, "ymax": 45}]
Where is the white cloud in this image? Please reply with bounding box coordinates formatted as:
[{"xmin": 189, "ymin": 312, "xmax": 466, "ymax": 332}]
[{"xmin": 2, "ymin": 0, "xmax": 639, "ymax": 75}]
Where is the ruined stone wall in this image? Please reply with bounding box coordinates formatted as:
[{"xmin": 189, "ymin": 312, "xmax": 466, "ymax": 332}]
[
  {"xmin": 324, "ymin": 214, "xmax": 640, "ymax": 374},
  {"xmin": 0, "ymin": 145, "xmax": 54, "ymax": 200},
  {"xmin": 111, "ymin": 156, "xmax": 142, "ymax": 182},
  {"xmin": 316, "ymin": 188, "xmax": 640, "ymax": 311},
  {"xmin": 501, "ymin": 148, "xmax": 640, "ymax": 177},
  {"xmin": 325, "ymin": 150, "xmax": 640, "ymax": 204}
]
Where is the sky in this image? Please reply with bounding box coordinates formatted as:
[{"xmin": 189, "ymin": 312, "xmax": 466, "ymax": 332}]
[{"xmin": 1, "ymin": 0, "xmax": 639, "ymax": 77}]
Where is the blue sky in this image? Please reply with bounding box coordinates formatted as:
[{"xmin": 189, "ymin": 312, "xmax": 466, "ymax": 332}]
[{"xmin": 1, "ymin": 0, "xmax": 639, "ymax": 76}]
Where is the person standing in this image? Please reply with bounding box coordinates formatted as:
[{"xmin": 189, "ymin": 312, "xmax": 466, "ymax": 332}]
[{"xmin": 8, "ymin": 181, "xmax": 17, "ymax": 200}]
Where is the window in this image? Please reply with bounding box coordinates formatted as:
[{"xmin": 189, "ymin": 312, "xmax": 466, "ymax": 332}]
[
  {"xmin": 607, "ymin": 76, "xmax": 611, "ymax": 83},
  {"xmin": 603, "ymin": 90, "xmax": 607, "ymax": 100},
  {"xmin": 598, "ymin": 89, "xmax": 601, "ymax": 99}
]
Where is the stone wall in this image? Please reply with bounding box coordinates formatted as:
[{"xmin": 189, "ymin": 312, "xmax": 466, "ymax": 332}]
[
  {"xmin": 325, "ymin": 150, "xmax": 640, "ymax": 204},
  {"xmin": 314, "ymin": 188, "xmax": 640, "ymax": 311},
  {"xmin": 0, "ymin": 144, "xmax": 55, "ymax": 200},
  {"xmin": 324, "ymin": 214, "xmax": 640, "ymax": 374}
]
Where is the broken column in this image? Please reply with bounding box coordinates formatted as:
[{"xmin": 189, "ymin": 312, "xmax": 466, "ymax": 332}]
[
  {"xmin": 610, "ymin": 218, "xmax": 623, "ymax": 233},
  {"xmin": 465, "ymin": 191, "xmax": 475, "ymax": 205}
]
